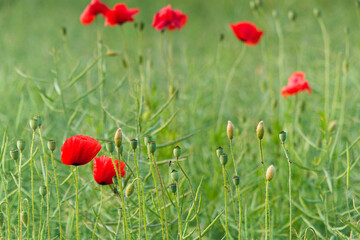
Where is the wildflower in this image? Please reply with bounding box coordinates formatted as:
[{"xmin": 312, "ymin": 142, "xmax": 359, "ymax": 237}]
[
  {"xmin": 61, "ymin": 135, "xmax": 101, "ymax": 166},
  {"xmin": 105, "ymin": 3, "xmax": 139, "ymax": 26},
  {"xmin": 281, "ymin": 72, "xmax": 311, "ymax": 98},
  {"xmin": 93, "ymin": 155, "xmax": 126, "ymax": 185},
  {"xmin": 227, "ymin": 121, "xmax": 234, "ymax": 140},
  {"xmin": 80, "ymin": 0, "xmax": 110, "ymax": 25},
  {"xmin": 229, "ymin": 22, "xmax": 264, "ymax": 46},
  {"xmin": 266, "ymin": 165, "xmax": 275, "ymax": 181},
  {"xmin": 256, "ymin": 121, "xmax": 264, "ymax": 140},
  {"xmin": 126, "ymin": 183, "xmax": 135, "ymax": 197},
  {"xmin": 152, "ymin": 5, "xmax": 188, "ymax": 31}
]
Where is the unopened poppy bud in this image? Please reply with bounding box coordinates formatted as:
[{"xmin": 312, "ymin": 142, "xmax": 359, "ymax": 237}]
[
  {"xmin": 10, "ymin": 149, "xmax": 19, "ymax": 161},
  {"xmin": 169, "ymin": 183, "xmax": 177, "ymax": 194},
  {"xmin": 328, "ymin": 120, "xmax": 336, "ymax": 133},
  {"xmin": 126, "ymin": 183, "xmax": 134, "ymax": 197},
  {"xmin": 139, "ymin": 22, "xmax": 145, "ymax": 31},
  {"xmin": 227, "ymin": 121, "xmax": 234, "ymax": 140},
  {"xmin": 148, "ymin": 141, "xmax": 156, "ymax": 154},
  {"xmin": 171, "ymin": 169, "xmax": 179, "ymax": 182},
  {"xmin": 35, "ymin": 115, "xmax": 43, "ymax": 127},
  {"xmin": 220, "ymin": 153, "xmax": 228, "ymax": 166},
  {"xmin": 279, "ymin": 131, "xmax": 287, "ymax": 143},
  {"xmin": 47, "ymin": 140, "xmax": 56, "ymax": 152},
  {"xmin": 219, "ymin": 33, "xmax": 225, "ymax": 42},
  {"xmin": 216, "ymin": 146, "xmax": 224, "ymax": 158},
  {"xmin": 266, "ymin": 165, "xmax": 275, "ymax": 181},
  {"xmin": 288, "ymin": 10, "xmax": 296, "ymax": 21},
  {"xmin": 0, "ymin": 212, "xmax": 3, "ymax": 227},
  {"xmin": 21, "ymin": 211, "xmax": 28, "ymax": 226},
  {"xmin": 256, "ymin": 121, "xmax": 264, "ymax": 140},
  {"xmin": 114, "ymin": 128, "xmax": 123, "ymax": 148},
  {"xmin": 272, "ymin": 9, "xmax": 279, "ymax": 18},
  {"xmin": 106, "ymin": 141, "xmax": 115, "ymax": 153},
  {"xmin": 343, "ymin": 60, "xmax": 349, "ymax": 74},
  {"xmin": 233, "ymin": 176, "xmax": 240, "ymax": 186},
  {"xmin": 249, "ymin": 1, "xmax": 257, "ymax": 10},
  {"xmin": 29, "ymin": 118, "xmax": 38, "ymax": 130},
  {"xmin": 138, "ymin": 55, "xmax": 143, "ymax": 64},
  {"xmin": 313, "ymin": 8, "xmax": 321, "ymax": 18},
  {"xmin": 130, "ymin": 139, "xmax": 138, "ymax": 151},
  {"xmin": 122, "ymin": 59, "xmax": 128, "ymax": 68},
  {"xmin": 39, "ymin": 185, "xmax": 47, "ymax": 197},
  {"xmin": 17, "ymin": 139, "xmax": 26, "ymax": 152},
  {"xmin": 173, "ymin": 146, "xmax": 181, "ymax": 158},
  {"xmin": 144, "ymin": 135, "xmax": 152, "ymax": 145},
  {"xmin": 61, "ymin": 27, "xmax": 67, "ymax": 36},
  {"xmin": 106, "ymin": 50, "xmax": 118, "ymax": 57}
]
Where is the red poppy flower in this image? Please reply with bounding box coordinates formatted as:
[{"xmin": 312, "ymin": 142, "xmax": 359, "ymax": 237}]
[
  {"xmin": 281, "ymin": 72, "xmax": 312, "ymax": 98},
  {"xmin": 93, "ymin": 156, "xmax": 126, "ymax": 185},
  {"xmin": 105, "ymin": 3, "xmax": 139, "ymax": 26},
  {"xmin": 80, "ymin": 0, "xmax": 110, "ymax": 25},
  {"xmin": 152, "ymin": 5, "xmax": 188, "ymax": 31},
  {"xmin": 61, "ymin": 135, "xmax": 102, "ymax": 166},
  {"xmin": 229, "ymin": 22, "xmax": 264, "ymax": 46}
]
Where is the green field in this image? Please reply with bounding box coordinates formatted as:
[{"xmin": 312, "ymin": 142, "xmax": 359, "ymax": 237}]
[{"xmin": 0, "ymin": 0, "xmax": 359, "ymax": 239}]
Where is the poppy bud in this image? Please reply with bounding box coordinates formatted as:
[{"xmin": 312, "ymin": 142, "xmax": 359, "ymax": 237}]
[
  {"xmin": 114, "ymin": 128, "xmax": 122, "ymax": 148},
  {"xmin": 169, "ymin": 183, "xmax": 177, "ymax": 194},
  {"xmin": 0, "ymin": 212, "xmax": 3, "ymax": 227},
  {"xmin": 219, "ymin": 33, "xmax": 225, "ymax": 42},
  {"xmin": 130, "ymin": 139, "xmax": 138, "ymax": 151},
  {"xmin": 227, "ymin": 121, "xmax": 234, "ymax": 140},
  {"xmin": 122, "ymin": 59, "xmax": 128, "ymax": 69},
  {"xmin": 35, "ymin": 115, "xmax": 43, "ymax": 127},
  {"xmin": 173, "ymin": 146, "xmax": 181, "ymax": 158},
  {"xmin": 279, "ymin": 131, "xmax": 287, "ymax": 143},
  {"xmin": 10, "ymin": 149, "xmax": 19, "ymax": 161},
  {"xmin": 21, "ymin": 211, "xmax": 28, "ymax": 227},
  {"xmin": 313, "ymin": 8, "xmax": 321, "ymax": 18},
  {"xmin": 17, "ymin": 139, "xmax": 26, "ymax": 152},
  {"xmin": 106, "ymin": 50, "xmax": 118, "ymax": 57},
  {"xmin": 272, "ymin": 9, "xmax": 279, "ymax": 18},
  {"xmin": 148, "ymin": 141, "xmax": 156, "ymax": 154},
  {"xmin": 47, "ymin": 140, "xmax": 56, "ymax": 152},
  {"xmin": 343, "ymin": 60, "xmax": 349, "ymax": 74},
  {"xmin": 256, "ymin": 121, "xmax": 264, "ymax": 140},
  {"xmin": 106, "ymin": 141, "xmax": 115, "ymax": 153},
  {"xmin": 144, "ymin": 135, "xmax": 152, "ymax": 145},
  {"xmin": 29, "ymin": 118, "xmax": 38, "ymax": 131},
  {"xmin": 138, "ymin": 55, "xmax": 143, "ymax": 64},
  {"xmin": 249, "ymin": 1, "xmax": 257, "ymax": 10},
  {"xmin": 216, "ymin": 146, "xmax": 224, "ymax": 158},
  {"xmin": 233, "ymin": 176, "xmax": 240, "ymax": 186},
  {"xmin": 171, "ymin": 169, "xmax": 179, "ymax": 182},
  {"xmin": 266, "ymin": 165, "xmax": 275, "ymax": 181},
  {"xmin": 61, "ymin": 27, "xmax": 67, "ymax": 37},
  {"xmin": 219, "ymin": 153, "xmax": 228, "ymax": 166},
  {"xmin": 126, "ymin": 183, "xmax": 134, "ymax": 197},
  {"xmin": 328, "ymin": 121, "xmax": 336, "ymax": 133},
  {"xmin": 288, "ymin": 10, "xmax": 296, "ymax": 21},
  {"xmin": 39, "ymin": 185, "xmax": 47, "ymax": 198},
  {"xmin": 139, "ymin": 22, "xmax": 145, "ymax": 31}
]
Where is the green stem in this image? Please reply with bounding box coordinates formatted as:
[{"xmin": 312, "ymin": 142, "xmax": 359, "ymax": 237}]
[
  {"xmin": 259, "ymin": 140, "xmax": 266, "ymax": 182},
  {"xmin": 92, "ymin": 186, "xmax": 103, "ymax": 239},
  {"xmin": 265, "ymin": 181, "xmax": 269, "ymax": 240},
  {"xmin": 176, "ymin": 157, "xmax": 202, "ymax": 239},
  {"xmin": 30, "ymin": 130, "xmax": 36, "ymax": 240},
  {"xmin": 175, "ymin": 181, "xmax": 183, "ymax": 240},
  {"xmin": 133, "ymin": 150, "xmax": 144, "ymax": 239},
  {"xmin": 229, "ymin": 139, "xmax": 237, "ymax": 175},
  {"xmin": 0, "ymin": 168, "xmax": 11, "ymax": 239},
  {"xmin": 74, "ymin": 166, "xmax": 80, "ymax": 240},
  {"xmin": 39, "ymin": 197, "xmax": 44, "ymax": 239},
  {"xmin": 236, "ymin": 186, "xmax": 242, "ymax": 240},
  {"xmin": 50, "ymin": 151, "xmax": 62, "ymax": 239},
  {"xmin": 18, "ymin": 151, "xmax": 23, "ymax": 240},
  {"xmin": 281, "ymin": 143, "xmax": 292, "ymax": 240},
  {"xmin": 222, "ymin": 166, "xmax": 229, "ymax": 240}
]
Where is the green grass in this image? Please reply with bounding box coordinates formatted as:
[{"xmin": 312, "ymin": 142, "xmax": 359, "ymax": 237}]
[{"xmin": 0, "ymin": 0, "xmax": 359, "ymax": 239}]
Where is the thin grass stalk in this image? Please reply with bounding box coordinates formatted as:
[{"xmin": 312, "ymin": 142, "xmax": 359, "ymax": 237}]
[
  {"xmin": 265, "ymin": 180, "xmax": 269, "ymax": 240},
  {"xmin": 91, "ymin": 185, "xmax": 103, "ymax": 240},
  {"xmin": 18, "ymin": 150, "xmax": 23, "ymax": 240},
  {"xmin": 175, "ymin": 181, "xmax": 183, "ymax": 240},
  {"xmin": 151, "ymin": 153, "xmax": 170, "ymax": 240},
  {"xmin": 281, "ymin": 143, "xmax": 292, "ymax": 239},
  {"xmin": 133, "ymin": 150, "xmax": 144, "ymax": 239},
  {"xmin": 135, "ymin": 179, "xmax": 149, "ymax": 240},
  {"xmin": 236, "ymin": 186, "xmax": 242, "ymax": 240},
  {"xmin": 229, "ymin": 139, "xmax": 237, "ymax": 175},
  {"xmin": 222, "ymin": 166, "xmax": 229, "ymax": 240},
  {"xmin": 39, "ymin": 196, "xmax": 44, "ymax": 238},
  {"xmin": 259, "ymin": 140, "xmax": 266, "ymax": 182},
  {"xmin": 50, "ymin": 150, "xmax": 63, "ymax": 239},
  {"xmin": 30, "ymin": 130, "xmax": 36, "ymax": 240},
  {"xmin": 176, "ymin": 156, "xmax": 202, "ymax": 239},
  {"xmin": 74, "ymin": 166, "xmax": 80, "ymax": 240},
  {"xmin": 23, "ymin": 199, "xmax": 30, "ymax": 240}
]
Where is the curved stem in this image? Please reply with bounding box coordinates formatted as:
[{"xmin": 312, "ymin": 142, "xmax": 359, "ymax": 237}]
[
  {"xmin": 92, "ymin": 186, "xmax": 103, "ymax": 239},
  {"xmin": 74, "ymin": 166, "xmax": 80, "ymax": 240},
  {"xmin": 50, "ymin": 151, "xmax": 62, "ymax": 239},
  {"xmin": 222, "ymin": 166, "xmax": 229, "ymax": 240}
]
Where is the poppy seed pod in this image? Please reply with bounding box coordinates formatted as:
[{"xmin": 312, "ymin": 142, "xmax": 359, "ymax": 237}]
[
  {"xmin": 17, "ymin": 139, "xmax": 26, "ymax": 152},
  {"xmin": 219, "ymin": 153, "xmax": 228, "ymax": 166},
  {"xmin": 256, "ymin": 121, "xmax": 264, "ymax": 140},
  {"xmin": 21, "ymin": 211, "xmax": 28, "ymax": 226},
  {"xmin": 169, "ymin": 183, "xmax": 177, "ymax": 194},
  {"xmin": 216, "ymin": 146, "xmax": 224, "ymax": 158},
  {"xmin": 139, "ymin": 21, "xmax": 145, "ymax": 31},
  {"xmin": 219, "ymin": 33, "xmax": 225, "ymax": 42},
  {"xmin": 288, "ymin": 10, "xmax": 296, "ymax": 21},
  {"xmin": 114, "ymin": 128, "xmax": 122, "ymax": 148},
  {"xmin": 130, "ymin": 139, "xmax": 138, "ymax": 151},
  {"xmin": 138, "ymin": 55, "xmax": 143, "ymax": 64},
  {"xmin": 106, "ymin": 141, "xmax": 115, "ymax": 153},
  {"xmin": 39, "ymin": 185, "xmax": 47, "ymax": 197},
  {"xmin": 10, "ymin": 149, "xmax": 19, "ymax": 161},
  {"xmin": 279, "ymin": 131, "xmax": 287, "ymax": 143},
  {"xmin": 29, "ymin": 118, "xmax": 38, "ymax": 131},
  {"xmin": 47, "ymin": 140, "xmax": 56, "ymax": 152},
  {"xmin": 313, "ymin": 8, "xmax": 321, "ymax": 18},
  {"xmin": 173, "ymin": 146, "xmax": 181, "ymax": 158},
  {"xmin": 148, "ymin": 141, "xmax": 156, "ymax": 154},
  {"xmin": 35, "ymin": 115, "xmax": 43, "ymax": 127},
  {"xmin": 233, "ymin": 176, "xmax": 240, "ymax": 186},
  {"xmin": 171, "ymin": 169, "xmax": 179, "ymax": 182},
  {"xmin": 126, "ymin": 183, "xmax": 134, "ymax": 197},
  {"xmin": 144, "ymin": 135, "xmax": 152, "ymax": 145},
  {"xmin": 266, "ymin": 165, "xmax": 275, "ymax": 181},
  {"xmin": 227, "ymin": 121, "xmax": 234, "ymax": 140}
]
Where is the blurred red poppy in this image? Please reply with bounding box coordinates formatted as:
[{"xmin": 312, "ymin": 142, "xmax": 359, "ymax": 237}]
[
  {"xmin": 105, "ymin": 3, "xmax": 139, "ymax": 26},
  {"xmin": 93, "ymin": 156, "xmax": 126, "ymax": 185},
  {"xmin": 80, "ymin": 0, "xmax": 110, "ymax": 25},
  {"xmin": 229, "ymin": 22, "xmax": 264, "ymax": 46},
  {"xmin": 152, "ymin": 5, "xmax": 188, "ymax": 31},
  {"xmin": 61, "ymin": 135, "xmax": 102, "ymax": 166},
  {"xmin": 281, "ymin": 72, "xmax": 312, "ymax": 98}
]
